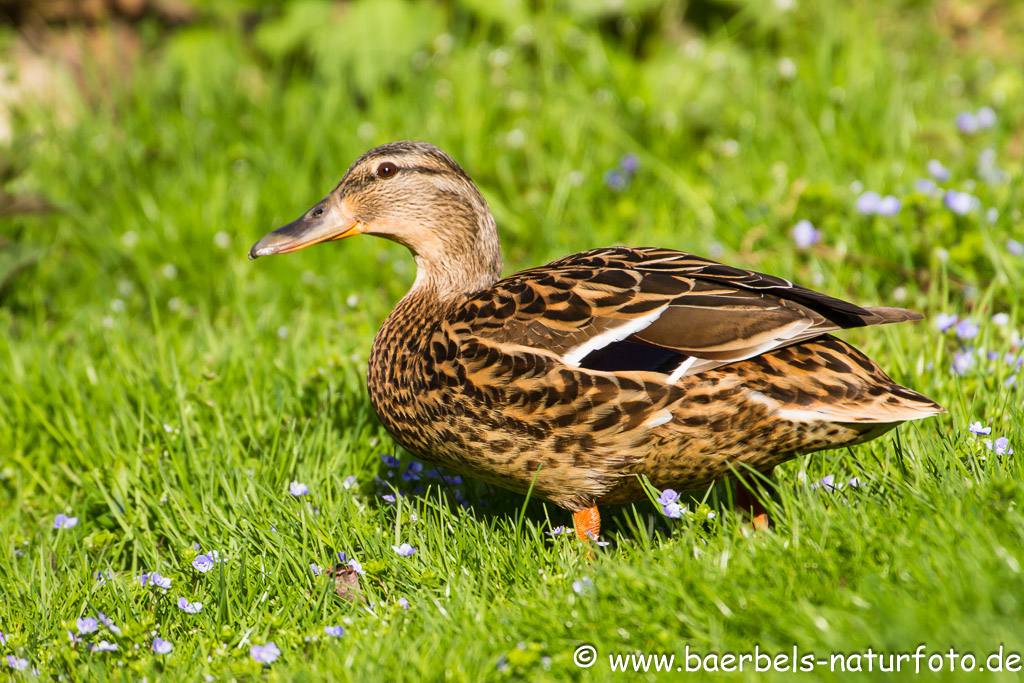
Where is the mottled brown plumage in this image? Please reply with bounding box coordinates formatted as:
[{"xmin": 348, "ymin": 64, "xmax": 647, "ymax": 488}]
[{"xmin": 250, "ymin": 141, "xmax": 944, "ymax": 537}]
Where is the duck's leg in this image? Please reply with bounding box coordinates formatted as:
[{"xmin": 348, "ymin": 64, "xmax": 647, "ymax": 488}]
[
  {"xmin": 735, "ymin": 468, "xmax": 774, "ymax": 531},
  {"xmin": 573, "ymin": 505, "xmax": 601, "ymax": 542}
]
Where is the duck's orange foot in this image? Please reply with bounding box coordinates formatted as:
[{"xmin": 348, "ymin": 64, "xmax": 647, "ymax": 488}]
[
  {"xmin": 572, "ymin": 505, "xmax": 601, "ymax": 543},
  {"xmin": 735, "ymin": 479, "xmax": 772, "ymax": 531}
]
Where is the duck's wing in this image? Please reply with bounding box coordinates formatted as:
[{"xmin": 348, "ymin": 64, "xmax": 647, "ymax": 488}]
[{"xmin": 454, "ymin": 246, "xmax": 920, "ymax": 378}]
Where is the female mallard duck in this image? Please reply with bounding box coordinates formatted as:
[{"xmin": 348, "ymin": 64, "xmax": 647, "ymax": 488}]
[{"xmin": 250, "ymin": 141, "xmax": 943, "ymax": 541}]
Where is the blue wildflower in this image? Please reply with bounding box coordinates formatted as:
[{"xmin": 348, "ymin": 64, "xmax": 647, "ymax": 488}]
[
  {"xmin": 657, "ymin": 489, "xmax": 680, "ymax": 505},
  {"xmin": 935, "ymin": 313, "xmax": 958, "ymax": 333},
  {"xmin": 289, "ymin": 481, "xmax": 309, "ymax": 497},
  {"xmin": 381, "ymin": 454, "xmax": 401, "ymax": 469},
  {"xmin": 572, "ymin": 577, "xmax": 594, "ymax": 594},
  {"xmin": 968, "ymin": 421, "xmax": 992, "ymax": 436},
  {"xmin": 442, "ymin": 474, "xmax": 463, "ymax": 485},
  {"xmin": 915, "ymin": 178, "xmax": 938, "ymax": 194},
  {"xmin": 619, "ymin": 154, "xmax": 640, "ymax": 174},
  {"xmin": 310, "ymin": 563, "xmax": 322, "ymax": 577},
  {"xmin": 992, "ymin": 313, "xmax": 1010, "ymax": 326},
  {"xmin": 5, "ymin": 656, "xmax": 28, "ymax": 671},
  {"xmin": 97, "ymin": 612, "xmax": 121, "ymax": 635},
  {"xmin": 398, "ymin": 597, "xmax": 410, "ymax": 610},
  {"xmin": 954, "ymin": 319, "xmax": 979, "ymax": 340},
  {"xmin": 1007, "ymin": 240, "xmax": 1023, "ymax": 256},
  {"xmin": 976, "ymin": 106, "xmax": 996, "ymax": 129},
  {"xmin": 955, "ymin": 111, "xmax": 979, "ymax": 134},
  {"xmin": 342, "ymin": 475, "xmax": 357, "ymax": 489},
  {"xmin": 927, "ymin": 159, "xmax": 951, "ymax": 182},
  {"xmin": 790, "ymin": 220, "xmax": 820, "ymax": 249},
  {"xmin": 54, "ymin": 513, "xmax": 79, "ymax": 529},
  {"xmin": 855, "ymin": 191, "xmax": 881, "ymax": 214},
  {"xmin": 875, "ymin": 195, "xmax": 902, "ymax": 216},
  {"xmin": 177, "ymin": 597, "xmax": 202, "ymax": 614},
  {"xmin": 348, "ymin": 559, "xmax": 365, "ymax": 575},
  {"xmin": 76, "ymin": 617, "xmax": 98, "ymax": 635},
  {"xmin": 944, "ymin": 190, "xmax": 977, "ymax": 215},
  {"xmin": 662, "ymin": 501, "xmax": 686, "ymax": 518},
  {"xmin": 250, "ymin": 642, "xmax": 281, "ymax": 664},
  {"xmin": 324, "ymin": 626, "xmax": 344, "ymax": 637},
  {"xmin": 985, "ymin": 437, "xmax": 1014, "ymax": 455},
  {"xmin": 150, "ymin": 571, "xmax": 171, "ymax": 589},
  {"xmin": 392, "ymin": 543, "xmax": 417, "ymax": 557},
  {"xmin": 153, "ymin": 637, "xmax": 173, "ymax": 654},
  {"xmin": 546, "ymin": 525, "xmax": 570, "ymax": 537},
  {"xmin": 604, "ymin": 169, "xmax": 628, "ymax": 192},
  {"xmin": 193, "ymin": 554, "xmax": 214, "ymax": 573},
  {"xmin": 401, "ymin": 462, "xmax": 423, "ymax": 482},
  {"xmin": 92, "ymin": 640, "xmax": 118, "ymax": 652},
  {"xmin": 952, "ymin": 349, "xmax": 975, "ymax": 376},
  {"xmin": 0, "ymin": 630, "xmax": 5, "ymax": 646}
]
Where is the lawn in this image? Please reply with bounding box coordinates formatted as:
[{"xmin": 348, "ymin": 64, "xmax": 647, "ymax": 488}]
[{"xmin": 2, "ymin": 0, "xmax": 1024, "ymax": 680}]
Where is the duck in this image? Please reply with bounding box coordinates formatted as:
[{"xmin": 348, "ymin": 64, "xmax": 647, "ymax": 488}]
[{"xmin": 250, "ymin": 141, "xmax": 944, "ymax": 542}]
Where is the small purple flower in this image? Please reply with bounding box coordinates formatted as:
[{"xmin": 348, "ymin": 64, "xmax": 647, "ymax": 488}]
[
  {"xmin": 990, "ymin": 437, "xmax": 1014, "ymax": 455},
  {"xmin": 250, "ymin": 642, "xmax": 281, "ymax": 664},
  {"xmin": 442, "ymin": 474, "xmax": 463, "ymax": 485},
  {"xmin": 54, "ymin": 513, "xmax": 79, "ymax": 529},
  {"xmin": 4, "ymin": 656, "xmax": 28, "ymax": 671},
  {"xmin": 546, "ymin": 525, "xmax": 570, "ymax": 537},
  {"xmin": 1007, "ymin": 240, "xmax": 1023, "ymax": 256},
  {"xmin": 619, "ymin": 154, "xmax": 640, "ymax": 174},
  {"xmin": 191, "ymin": 542, "xmax": 202, "ymax": 552},
  {"xmin": 398, "ymin": 597, "xmax": 410, "ymax": 609},
  {"xmin": 968, "ymin": 421, "xmax": 992, "ymax": 436},
  {"xmin": 348, "ymin": 559, "xmax": 365, "ymax": 575},
  {"xmin": 790, "ymin": 220, "xmax": 821, "ymax": 249},
  {"xmin": 584, "ymin": 530, "xmax": 610, "ymax": 546},
  {"xmin": 604, "ymin": 169, "xmax": 628, "ymax": 192},
  {"xmin": 92, "ymin": 640, "xmax": 118, "ymax": 652},
  {"xmin": 310, "ymin": 563, "xmax": 322, "ymax": 577},
  {"xmin": 324, "ymin": 625, "xmax": 344, "ymax": 637},
  {"xmin": 662, "ymin": 501, "xmax": 686, "ymax": 518},
  {"xmin": 952, "ymin": 349, "xmax": 975, "ymax": 376},
  {"xmin": 927, "ymin": 159, "xmax": 951, "ymax": 182},
  {"xmin": 135, "ymin": 573, "xmax": 151, "ymax": 586},
  {"xmin": 572, "ymin": 577, "xmax": 594, "ymax": 594},
  {"xmin": 811, "ymin": 474, "xmax": 837, "ymax": 490},
  {"xmin": 954, "ymin": 319, "xmax": 979, "ymax": 340},
  {"xmin": 152, "ymin": 637, "xmax": 173, "ymax": 654},
  {"xmin": 336, "ymin": 551, "xmax": 347, "ymax": 563},
  {"xmin": 976, "ymin": 106, "xmax": 996, "ymax": 129},
  {"xmin": 381, "ymin": 494, "xmax": 397, "ymax": 504},
  {"xmin": 875, "ymin": 195, "xmax": 902, "ymax": 216},
  {"xmin": 381, "ymin": 454, "xmax": 401, "ymax": 469},
  {"xmin": 955, "ymin": 111, "xmax": 979, "ymax": 134},
  {"xmin": 177, "ymin": 597, "xmax": 202, "ymax": 614},
  {"xmin": 97, "ymin": 612, "xmax": 121, "ymax": 635},
  {"xmin": 193, "ymin": 554, "xmax": 214, "ymax": 573},
  {"xmin": 392, "ymin": 543, "xmax": 417, "ymax": 557},
  {"xmin": 935, "ymin": 313, "xmax": 958, "ymax": 333},
  {"xmin": 289, "ymin": 481, "xmax": 309, "ymax": 497},
  {"xmin": 657, "ymin": 489, "xmax": 680, "ymax": 506},
  {"xmin": 855, "ymin": 191, "xmax": 882, "ymax": 214},
  {"xmin": 992, "ymin": 313, "xmax": 1010, "ymax": 326},
  {"xmin": 915, "ymin": 178, "xmax": 938, "ymax": 194},
  {"xmin": 401, "ymin": 462, "xmax": 423, "ymax": 482},
  {"xmin": 76, "ymin": 617, "xmax": 98, "ymax": 635},
  {"xmin": 944, "ymin": 190, "xmax": 977, "ymax": 215},
  {"xmin": 67, "ymin": 630, "xmax": 79, "ymax": 646},
  {"xmin": 0, "ymin": 630, "xmax": 5, "ymax": 646},
  {"xmin": 342, "ymin": 475, "xmax": 357, "ymax": 489},
  {"xmin": 150, "ymin": 572, "xmax": 171, "ymax": 589}
]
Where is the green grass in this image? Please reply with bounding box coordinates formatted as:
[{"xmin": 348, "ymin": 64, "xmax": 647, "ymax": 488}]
[{"xmin": 2, "ymin": 0, "xmax": 1024, "ymax": 679}]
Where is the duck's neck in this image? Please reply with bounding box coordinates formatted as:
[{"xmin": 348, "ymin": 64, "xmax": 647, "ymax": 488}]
[{"xmin": 408, "ymin": 208, "xmax": 503, "ymax": 301}]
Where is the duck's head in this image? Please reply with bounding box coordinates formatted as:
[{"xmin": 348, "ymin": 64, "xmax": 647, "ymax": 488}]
[{"xmin": 249, "ymin": 141, "xmax": 502, "ymax": 295}]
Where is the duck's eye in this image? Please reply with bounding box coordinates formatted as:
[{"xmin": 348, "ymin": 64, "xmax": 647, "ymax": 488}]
[
  {"xmin": 311, "ymin": 207, "xmax": 325, "ymax": 218},
  {"xmin": 376, "ymin": 162, "xmax": 398, "ymax": 179}
]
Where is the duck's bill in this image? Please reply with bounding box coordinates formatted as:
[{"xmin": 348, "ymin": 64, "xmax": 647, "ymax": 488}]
[{"xmin": 248, "ymin": 203, "xmax": 360, "ymax": 260}]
